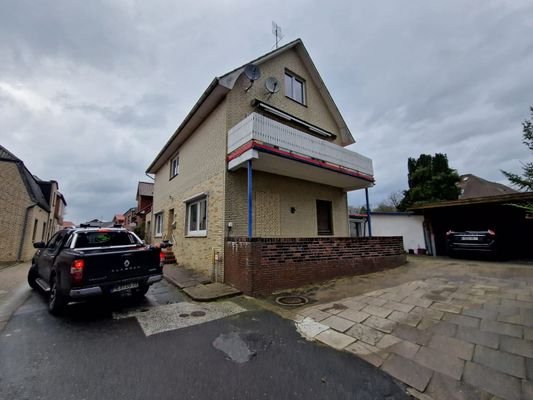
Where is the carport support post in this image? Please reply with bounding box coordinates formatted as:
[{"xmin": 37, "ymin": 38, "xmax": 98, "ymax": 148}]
[
  {"xmin": 365, "ymin": 188, "xmax": 372, "ymax": 237},
  {"xmin": 247, "ymin": 160, "xmax": 253, "ymax": 239}
]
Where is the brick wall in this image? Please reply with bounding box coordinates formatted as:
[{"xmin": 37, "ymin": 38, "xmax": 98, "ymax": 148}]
[{"xmin": 224, "ymin": 237, "xmax": 406, "ymax": 296}]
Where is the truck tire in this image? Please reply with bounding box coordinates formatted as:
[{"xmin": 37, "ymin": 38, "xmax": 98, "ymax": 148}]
[
  {"xmin": 48, "ymin": 275, "xmax": 68, "ymax": 316},
  {"xmin": 27, "ymin": 265, "xmax": 38, "ymax": 290}
]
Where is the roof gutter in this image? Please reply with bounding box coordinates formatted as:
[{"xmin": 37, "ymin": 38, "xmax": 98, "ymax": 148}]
[{"xmin": 18, "ymin": 203, "xmax": 36, "ymax": 262}]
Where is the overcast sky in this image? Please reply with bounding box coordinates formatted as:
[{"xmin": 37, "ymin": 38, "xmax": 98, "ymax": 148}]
[{"xmin": 1, "ymin": 0, "xmax": 532, "ymax": 223}]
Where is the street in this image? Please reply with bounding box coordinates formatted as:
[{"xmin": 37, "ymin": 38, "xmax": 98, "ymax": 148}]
[{"xmin": 0, "ymin": 277, "xmax": 408, "ymax": 400}]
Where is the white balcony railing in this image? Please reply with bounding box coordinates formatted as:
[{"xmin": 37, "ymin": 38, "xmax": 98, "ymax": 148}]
[{"xmin": 228, "ymin": 113, "xmax": 373, "ymax": 177}]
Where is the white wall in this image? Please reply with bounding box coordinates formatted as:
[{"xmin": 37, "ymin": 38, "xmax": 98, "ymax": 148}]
[{"xmin": 369, "ymin": 213, "xmax": 425, "ymax": 252}]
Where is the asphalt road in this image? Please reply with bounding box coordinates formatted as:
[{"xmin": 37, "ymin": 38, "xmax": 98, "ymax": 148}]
[{"xmin": 0, "ymin": 281, "xmax": 408, "ymax": 400}]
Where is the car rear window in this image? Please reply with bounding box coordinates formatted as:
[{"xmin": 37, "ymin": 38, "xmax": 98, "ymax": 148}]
[{"xmin": 74, "ymin": 231, "xmax": 139, "ymax": 248}]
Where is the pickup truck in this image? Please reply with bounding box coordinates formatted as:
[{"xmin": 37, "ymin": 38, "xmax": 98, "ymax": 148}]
[{"xmin": 28, "ymin": 227, "xmax": 164, "ymax": 315}]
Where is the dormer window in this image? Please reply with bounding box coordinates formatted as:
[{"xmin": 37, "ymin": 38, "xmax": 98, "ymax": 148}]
[
  {"xmin": 284, "ymin": 71, "xmax": 306, "ymax": 105},
  {"xmin": 170, "ymin": 155, "xmax": 179, "ymax": 179}
]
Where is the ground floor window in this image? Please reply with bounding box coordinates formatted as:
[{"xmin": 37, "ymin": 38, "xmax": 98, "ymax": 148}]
[
  {"xmin": 316, "ymin": 200, "xmax": 333, "ymax": 235},
  {"xmin": 186, "ymin": 196, "xmax": 207, "ymax": 236},
  {"xmin": 154, "ymin": 212, "xmax": 163, "ymax": 237}
]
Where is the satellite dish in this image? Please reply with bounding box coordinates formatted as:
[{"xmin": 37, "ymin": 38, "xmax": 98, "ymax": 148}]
[
  {"xmin": 244, "ymin": 64, "xmax": 261, "ymax": 81},
  {"xmin": 265, "ymin": 77, "xmax": 280, "ymax": 94}
]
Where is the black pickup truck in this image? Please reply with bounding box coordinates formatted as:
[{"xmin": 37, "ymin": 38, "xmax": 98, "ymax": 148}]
[{"xmin": 28, "ymin": 227, "xmax": 164, "ymax": 315}]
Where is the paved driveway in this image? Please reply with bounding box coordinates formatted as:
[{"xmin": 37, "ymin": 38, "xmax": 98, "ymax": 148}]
[{"xmin": 288, "ymin": 256, "xmax": 533, "ymax": 400}]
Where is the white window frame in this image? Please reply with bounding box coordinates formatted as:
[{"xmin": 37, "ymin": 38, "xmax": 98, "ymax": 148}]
[
  {"xmin": 186, "ymin": 196, "xmax": 207, "ymax": 237},
  {"xmin": 170, "ymin": 155, "xmax": 179, "ymax": 179},
  {"xmin": 284, "ymin": 71, "xmax": 306, "ymax": 105},
  {"xmin": 154, "ymin": 212, "xmax": 163, "ymax": 237}
]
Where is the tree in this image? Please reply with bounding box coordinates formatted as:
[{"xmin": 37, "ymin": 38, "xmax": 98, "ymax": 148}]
[
  {"xmin": 398, "ymin": 153, "xmax": 461, "ymax": 210},
  {"xmin": 373, "ymin": 201, "xmax": 396, "ymax": 212},
  {"xmin": 501, "ymin": 106, "xmax": 533, "ymax": 191}
]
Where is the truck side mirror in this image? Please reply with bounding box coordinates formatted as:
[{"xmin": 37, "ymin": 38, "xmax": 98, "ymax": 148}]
[{"xmin": 33, "ymin": 241, "xmax": 46, "ymax": 249}]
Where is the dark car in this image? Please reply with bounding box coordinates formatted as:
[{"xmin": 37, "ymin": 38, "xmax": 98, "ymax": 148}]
[
  {"xmin": 446, "ymin": 229, "xmax": 499, "ymax": 258},
  {"xmin": 28, "ymin": 227, "xmax": 164, "ymax": 315}
]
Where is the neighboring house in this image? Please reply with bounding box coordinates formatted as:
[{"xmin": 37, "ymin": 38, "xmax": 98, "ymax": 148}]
[
  {"xmin": 457, "ymin": 174, "xmax": 517, "ymax": 199},
  {"xmin": 136, "ymin": 181, "xmax": 154, "ymax": 240},
  {"xmin": 123, "ymin": 207, "xmax": 137, "ymax": 230},
  {"xmin": 80, "ymin": 219, "xmax": 113, "ymax": 228},
  {"xmin": 350, "ymin": 212, "xmax": 426, "ymax": 253},
  {"xmin": 112, "ymin": 214, "xmax": 125, "ymax": 226},
  {"xmin": 62, "ymin": 220, "xmax": 76, "ymax": 229},
  {"xmin": 147, "ymin": 39, "xmax": 404, "ymax": 294},
  {"xmin": 0, "ymin": 145, "xmax": 66, "ymax": 262}
]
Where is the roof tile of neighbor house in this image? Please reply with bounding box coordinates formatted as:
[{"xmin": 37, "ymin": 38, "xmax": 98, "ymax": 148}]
[
  {"xmin": 0, "ymin": 144, "xmax": 50, "ymax": 212},
  {"xmin": 146, "ymin": 38, "xmax": 354, "ymax": 174},
  {"xmin": 137, "ymin": 181, "xmax": 154, "ymax": 197},
  {"xmin": 458, "ymin": 174, "xmax": 517, "ymax": 199}
]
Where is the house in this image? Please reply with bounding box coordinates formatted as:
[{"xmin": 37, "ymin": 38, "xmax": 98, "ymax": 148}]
[
  {"xmin": 62, "ymin": 220, "xmax": 76, "ymax": 229},
  {"xmin": 147, "ymin": 39, "xmax": 405, "ymax": 295},
  {"xmin": 0, "ymin": 145, "xmax": 67, "ymax": 262},
  {"xmin": 457, "ymin": 174, "xmax": 517, "ymax": 199},
  {"xmin": 112, "ymin": 214, "xmax": 125, "ymax": 226},
  {"xmin": 135, "ymin": 181, "xmax": 154, "ymax": 240},
  {"xmin": 123, "ymin": 207, "xmax": 137, "ymax": 230}
]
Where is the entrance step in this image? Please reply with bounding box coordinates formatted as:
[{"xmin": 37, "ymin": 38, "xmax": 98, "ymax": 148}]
[{"xmin": 183, "ymin": 283, "xmax": 241, "ymax": 302}]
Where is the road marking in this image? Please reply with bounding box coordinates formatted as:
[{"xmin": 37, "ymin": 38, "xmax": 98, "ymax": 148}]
[{"xmin": 113, "ymin": 301, "xmax": 246, "ymax": 336}]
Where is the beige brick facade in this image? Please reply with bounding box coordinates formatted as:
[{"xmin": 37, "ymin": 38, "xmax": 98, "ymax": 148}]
[{"xmin": 0, "ymin": 161, "xmax": 49, "ymax": 262}]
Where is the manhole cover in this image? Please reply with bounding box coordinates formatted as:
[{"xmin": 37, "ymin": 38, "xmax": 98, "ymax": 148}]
[
  {"xmin": 275, "ymin": 295, "xmax": 309, "ymax": 306},
  {"xmin": 191, "ymin": 311, "xmax": 206, "ymax": 317},
  {"xmin": 179, "ymin": 313, "xmax": 189, "ymax": 318}
]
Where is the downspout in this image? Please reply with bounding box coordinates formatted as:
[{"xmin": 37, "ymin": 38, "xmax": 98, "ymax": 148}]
[
  {"xmin": 18, "ymin": 203, "xmax": 36, "ymax": 262},
  {"xmin": 145, "ymin": 172, "xmax": 155, "ymax": 181},
  {"xmin": 365, "ymin": 188, "xmax": 372, "ymax": 237}
]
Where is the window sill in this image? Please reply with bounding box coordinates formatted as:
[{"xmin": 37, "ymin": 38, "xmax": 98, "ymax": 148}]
[
  {"xmin": 185, "ymin": 233, "xmax": 207, "ymax": 238},
  {"xmin": 154, "ymin": 234, "xmax": 163, "ymax": 238}
]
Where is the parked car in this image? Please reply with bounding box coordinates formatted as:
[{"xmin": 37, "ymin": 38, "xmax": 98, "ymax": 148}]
[
  {"xmin": 28, "ymin": 227, "xmax": 164, "ymax": 315},
  {"xmin": 446, "ymin": 229, "xmax": 498, "ymax": 258}
]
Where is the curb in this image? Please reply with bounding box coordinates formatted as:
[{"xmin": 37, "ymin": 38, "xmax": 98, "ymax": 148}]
[{"xmin": 0, "ymin": 283, "xmax": 32, "ymax": 332}]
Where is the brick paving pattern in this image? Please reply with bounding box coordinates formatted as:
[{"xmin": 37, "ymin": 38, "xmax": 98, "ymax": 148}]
[{"xmin": 296, "ymin": 275, "xmax": 533, "ymax": 400}]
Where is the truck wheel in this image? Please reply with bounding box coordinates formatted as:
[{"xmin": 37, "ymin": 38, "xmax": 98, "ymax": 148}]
[
  {"xmin": 48, "ymin": 276, "xmax": 68, "ymax": 316},
  {"xmin": 27, "ymin": 265, "xmax": 38, "ymax": 290},
  {"xmin": 132, "ymin": 285, "xmax": 149, "ymax": 299}
]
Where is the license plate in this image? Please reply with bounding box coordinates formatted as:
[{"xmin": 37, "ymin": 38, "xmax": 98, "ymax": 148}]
[
  {"xmin": 462, "ymin": 236, "xmax": 479, "ymax": 241},
  {"xmin": 111, "ymin": 282, "xmax": 139, "ymax": 293}
]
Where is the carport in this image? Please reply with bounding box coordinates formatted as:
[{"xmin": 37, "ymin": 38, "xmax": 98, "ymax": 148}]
[{"xmin": 411, "ymin": 192, "xmax": 533, "ymax": 259}]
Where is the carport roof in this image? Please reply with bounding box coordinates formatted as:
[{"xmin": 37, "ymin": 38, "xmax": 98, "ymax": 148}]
[{"xmin": 410, "ymin": 192, "xmax": 533, "ymax": 210}]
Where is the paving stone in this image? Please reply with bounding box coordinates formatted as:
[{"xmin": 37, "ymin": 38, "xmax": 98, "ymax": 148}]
[
  {"xmin": 389, "ymin": 340, "xmax": 420, "ymax": 359},
  {"xmin": 379, "ymin": 291, "xmax": 410, "ymax": 302},
  {"xmin": 403, "ymin": 295, "xmax": 433, "ymax": 308},
  {"xmin": 426, "ymin": 371, "xmax": 493, "ymax": 400},
  {"xmin": 417, "ymin": 318, "xmax": 438, "ymax": 331},
  {"xmin": 345, "ymin": 339, "xmax": 381, "ymax": 355},
  {"xmin": 340, "ymin": 300, "xmax": 366, "ymax": 311},
  {"xmin": 525, "ymin": 327, "xmax": 533, "ymax": 341},
  {"xmin": 443, "ymin": 313, "xmax": 481, "ymax": 328},
  {"xmin": 364, "ymin": 315, "xmax": 396, "ymax": 333},
  {"xmin": 393, "ymin": 323, "xmax": 432, "ymax": 346},
  {"xmin": 431, "ymin": 302, "xmax": 462, "ymax": 314},
  {"xmin": 363, "ymin": 296, "xmax": 388, "ymax": 307},
  {"xmin": 296, "ymin": 317, "xmax": 329, "ymax": 338},
  {"xmin": 336, "ymin": 309, "xmax": 370, "ymax": 323},
  {"xmin": 381, "ymin": 353, "xmax": 434, "ymax": 392},
  {"xmin": 387, "ymin": 310, "xmax": 422, "ymax": 327},
  {"xmin": 463, "ymin": 307, "xmax": 499, "ymax": 320},
  {"xmin": 321, "ymin": 315, "xmax": 355, "ymax": 333},
  {"xmin": 428, "ymin": 321, "xmax": 458, "ymax": 337},
  {"xmin": 526, "ymin": 358, "xmax": 533, "ymax": 380},
  {"xmin": 480, "ymin": 319, "xmax": 523, "ymax": 338},
  {"xmin": 463, "ymin": 361, "xmax": 521, "ymax": 400},
  {"xmin": 485, "ymin": 303, "xmax": 520, "ymax": 316},
  {"xmin": 320, "ymin": 303, "xmax": 348, "ymax": 314},
  {"xmin": 345, "ymin": 323, "xmax": 385, "ymax": 345},
  {"xmin": 315, "ymin": 329, "xmax": 356, "ymax": 350},
  {"xmin": 414, "ymin": 346, "xmax": 465, "ymax": 380},
  {"xmin": 383, "ymin": 301, "xmax": 414, "ymax": 313},
  {"xmin": 497, "ymin": 313, "xmax": 522, "ymax": 325},
  {"xmin": 517, "ymin": 294, "xmax": 533, "ymax": 303},
  {"xmin": 413, "ymin": 306, "xmax": 444, "ymax": 321},
  {"xmin": 500, "ymin": 336, "xmax": 533, "ymax": 358},
  {"xmin": 429, "ymin": 334, "xmax": 474, "ymax": 360},
  {"xmin": 473, "ymin": 345, "xmax": 525, "ymax": 378},
  {"xmin": 376, "ymin": 334, "xmax": 402, "ymax": 349},
  {"xmin": 352, "ymin": 349, "xmax": 386, "ymax": 368},
  {"xmin": 501, "ymin": 299, "xmax": 533, "ymax": 310},
  {"xmin": 306, "ymin": 309, "xmax": 331, "ymax": 322},
  {"xmin": 520, "ymin": 308, "xmax": 533, "ymax": 327},
  {"xmin": 523, "ymin": 380, "xmax": 533, "ymax": 400},
  {"xmin": 455, "ymin": 325, "xmax": 499, "ymax": 349},
  {"xmin": 362, "ymin": 304, "xmax": 393, "ymax": 318}
]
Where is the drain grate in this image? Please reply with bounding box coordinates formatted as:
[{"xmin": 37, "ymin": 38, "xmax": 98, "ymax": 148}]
[
  {"xmin": 275, "ymin": 295, "xmax": 309, "ymax": 307},
  {"xmin": 191, "ymin": 311, "xmax": 206, "ymax": 317}
]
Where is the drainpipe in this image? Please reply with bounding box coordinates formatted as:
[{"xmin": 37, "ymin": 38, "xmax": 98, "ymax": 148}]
[
  {"xmin": 247, "ymin": 160, "xmax": 253, "ymax": 239},
  {"xmin": 18, "ymin": 203, "xmax": 36, "ymax": 262},
  {"xmin": 365, "ymin": 188, "xmax": 372, "ymax": 237}
]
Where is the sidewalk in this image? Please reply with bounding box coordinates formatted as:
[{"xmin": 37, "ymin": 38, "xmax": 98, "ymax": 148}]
[{"xmin": 0, "ymin": 262, "xmax": 32, "ymax": 331}]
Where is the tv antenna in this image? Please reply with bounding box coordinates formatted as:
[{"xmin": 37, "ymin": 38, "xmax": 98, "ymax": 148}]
[{"xmin": 272, "ymin": 21, "xmax": 283, "ymax": 49}]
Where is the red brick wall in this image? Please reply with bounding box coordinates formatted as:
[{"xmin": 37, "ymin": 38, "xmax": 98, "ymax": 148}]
[{"xmin": 224, "ymin": 237, "xmax": 406, "ymax": 296}]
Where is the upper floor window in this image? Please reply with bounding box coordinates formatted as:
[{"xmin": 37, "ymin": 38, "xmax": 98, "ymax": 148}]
[
  {"xmin": 170, "ymin": 155, "xmax": 179, "ymax": 179},
  {"xmin": 284, "ymin": 71, "xmax": 306, "ymax": 105}
]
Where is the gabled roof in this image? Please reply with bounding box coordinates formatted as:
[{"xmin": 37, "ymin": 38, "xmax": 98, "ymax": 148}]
[
  {"xmin": 0, "ymin": 144, "xmax": 50, "ymax": 211},
  {"xmin": 137, "ymin": 181, "xmax": 154, "ymax": 198},
  {"xmin": 458, "ymin": 174, "xmax": 517, "ymax": 199},
  {"xmin": 146, "ymin": 39, "xmax": 355, "ymax": 174}
]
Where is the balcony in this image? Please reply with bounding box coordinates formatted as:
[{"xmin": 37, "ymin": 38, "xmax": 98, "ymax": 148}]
[{"xmin": 227, "ymin": 113, "xmax": 374, "ymax": 190}]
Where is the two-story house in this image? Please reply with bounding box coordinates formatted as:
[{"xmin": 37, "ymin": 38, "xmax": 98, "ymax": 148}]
[
  {"xmin": 147, "ymin": 39, "xmax": 405, "ymax": 295},
  {"xmin": 135, "ymin": 181, "xmax": 154, "ymax": 240}
]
